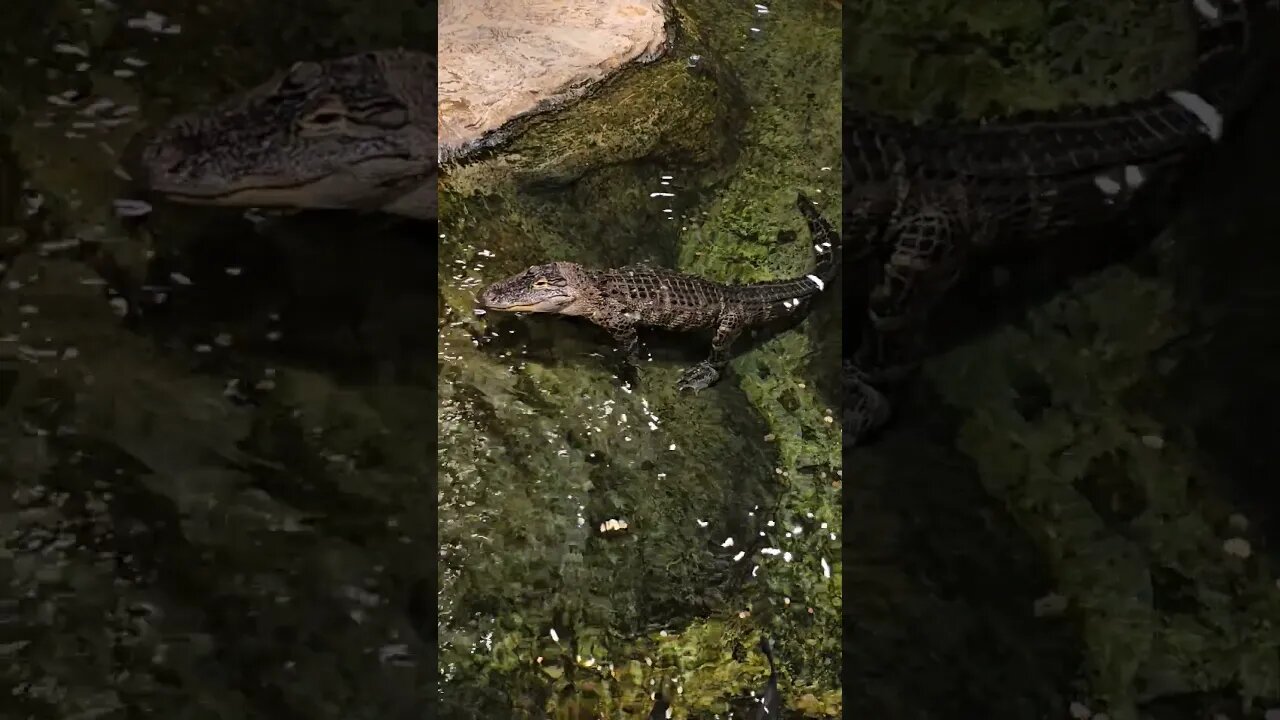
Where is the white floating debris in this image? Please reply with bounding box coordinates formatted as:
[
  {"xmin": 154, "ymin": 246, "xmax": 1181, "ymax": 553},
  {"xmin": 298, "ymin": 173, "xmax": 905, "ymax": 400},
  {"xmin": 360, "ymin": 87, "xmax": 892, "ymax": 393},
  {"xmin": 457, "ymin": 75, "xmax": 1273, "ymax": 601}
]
[
  {"xmin": 1223, "ymin": 537, "xmax": 1252, "ymax": 558},
  {"xmin": 53, "ymin": 43, "xmax": 89, "ymax": 57},
  {"xmin": 720, "ymin": 537, "xmax": 734, "ymax": 548},
  {"xmin": 112, "ymin": 198, "xmax": 153, "ymax": 217},
  {"xmin": 126, "ymin": 11, "xmax": 182, "ymax": 35},
  {"xmin": 169, "ymin": 272, "xmax": 192, "ymax": 285},
  {"xmin": 38, "ymin": 238, "xmax": 80, "ymax": 253},
  {"xmin": 820, "ymin": 557, "xmax": 830, "ymax": 578},
  {"xmin": 549, "ymin": 628, "xmax": 560, "ymax": 643},
  {"xmin": 598, "ymin": 518, "xmax": 629, "ymax": 533},
  {"xmin": 696, "ymin": 519, "xmax": 708, "ymax": 528},
  {"xmin": 733, "ymin": 551, "xmax": 746, "ymax": 562}
]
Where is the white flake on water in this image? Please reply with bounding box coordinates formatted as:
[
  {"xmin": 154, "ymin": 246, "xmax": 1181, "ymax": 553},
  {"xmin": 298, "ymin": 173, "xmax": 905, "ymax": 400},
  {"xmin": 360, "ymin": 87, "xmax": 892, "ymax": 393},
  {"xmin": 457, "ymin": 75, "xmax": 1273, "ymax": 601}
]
[
  {"xmin": 550, "ymin": 628, "xmax": 560, "ymax": 643},
  {"xmin": 1192, "ymin": 0, "xmax": 1220, "ymax": 20},
  {"xmin": 126, "ymin": 11, "xmax": 182, "ymax": 35},
  {"xmin": 112, "ymin": 198, "xmax": 152, "ymax": 217},
  {"xmin": 720, "ymin": 537, "xmax": 734, "ymax": 548},
  {"xmin": 1093, "ymin": 175, "xmax": 1122, "ymax": 195},
  {"xmin": 53, "ymin": 43, "xmax": 89, "ymax": 57},
  {"xmin": 806, "ymin": 274, "xmax": 824, "ymax": 290},
  {"xmin": 821, "ymin": 557, "xmax": 831, "ymax": 578}
]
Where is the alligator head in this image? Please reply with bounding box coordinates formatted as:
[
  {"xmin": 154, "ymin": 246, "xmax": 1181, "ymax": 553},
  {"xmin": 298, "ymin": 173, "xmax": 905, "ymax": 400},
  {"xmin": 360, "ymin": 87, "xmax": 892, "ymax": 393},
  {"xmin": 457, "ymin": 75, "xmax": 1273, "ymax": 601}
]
[
  {"xmin": 477, "ymin": 262, "xmax": 591, "ymax": 315},
  {"xmin": 133, "ymin": 49, "xmax": 436, "ymax": 219}
]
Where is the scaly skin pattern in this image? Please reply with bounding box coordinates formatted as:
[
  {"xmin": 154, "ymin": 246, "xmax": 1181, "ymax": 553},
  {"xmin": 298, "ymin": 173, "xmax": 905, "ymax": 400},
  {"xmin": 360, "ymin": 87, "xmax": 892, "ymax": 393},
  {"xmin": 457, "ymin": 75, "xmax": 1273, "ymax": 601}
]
[
  {"xmin": 134, "ymin": 49, "xmax": 437, "ymax": 220},
  {"xmin": 843, "ymin": 0, "xmax": 1280, "ymax": 446},
  {"xmin": 477, "ymin": 193, "xmax": 857, "ymax": 395}
]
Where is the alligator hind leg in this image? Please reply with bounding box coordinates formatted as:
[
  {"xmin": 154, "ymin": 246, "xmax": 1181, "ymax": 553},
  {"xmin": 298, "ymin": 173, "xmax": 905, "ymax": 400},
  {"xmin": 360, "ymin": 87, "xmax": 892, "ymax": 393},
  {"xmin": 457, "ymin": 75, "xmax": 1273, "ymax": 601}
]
[
  {"xmin": 857, "ymin": 184, "xmax": 979, "ymax": 379},
  {"xmin": 844, "ymin": 363, "xmax": 892, "ymax": 448},
  {"xmin": 677, "ymin": 313, "xmax": 745, "ymax": 393}
]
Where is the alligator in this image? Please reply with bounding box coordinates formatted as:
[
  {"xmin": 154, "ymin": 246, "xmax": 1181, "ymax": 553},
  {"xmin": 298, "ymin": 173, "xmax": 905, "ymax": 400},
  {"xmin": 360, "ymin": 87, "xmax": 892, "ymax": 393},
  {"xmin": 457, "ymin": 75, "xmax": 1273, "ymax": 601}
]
[
  {"xmin": 843, "ymin": 0, "xmax": 1280, "ymax": 445},
  {"xmin": 131, "ymin": 49, "xmax": 436, "ymax": 220},
  {"xmin": 476, "ymin": 192, "xmax": 859, "ymax": 396}
]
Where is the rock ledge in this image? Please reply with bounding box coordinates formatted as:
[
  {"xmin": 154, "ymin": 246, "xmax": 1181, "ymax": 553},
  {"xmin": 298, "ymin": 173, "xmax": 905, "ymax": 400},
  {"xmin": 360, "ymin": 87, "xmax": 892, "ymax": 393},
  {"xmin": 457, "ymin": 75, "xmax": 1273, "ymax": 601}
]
[{"xmin": 438, "ymin": 0, "xmax": 669, "ymax": 163}]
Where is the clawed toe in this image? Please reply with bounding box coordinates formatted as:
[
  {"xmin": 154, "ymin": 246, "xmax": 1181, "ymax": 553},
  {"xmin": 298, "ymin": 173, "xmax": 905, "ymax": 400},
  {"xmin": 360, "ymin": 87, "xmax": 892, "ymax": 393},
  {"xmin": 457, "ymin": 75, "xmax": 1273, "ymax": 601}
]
[{"xmin": 676, "ymin": 362, "xmax": 720, "ymax": 393}]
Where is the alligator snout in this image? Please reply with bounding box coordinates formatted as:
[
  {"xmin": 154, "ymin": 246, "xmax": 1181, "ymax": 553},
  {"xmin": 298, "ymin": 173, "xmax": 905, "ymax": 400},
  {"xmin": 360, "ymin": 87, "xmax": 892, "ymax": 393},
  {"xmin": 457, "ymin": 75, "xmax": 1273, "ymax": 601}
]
[{"xmin": 475, "ymin": 284, "xmax": 502, "ymax": 309}]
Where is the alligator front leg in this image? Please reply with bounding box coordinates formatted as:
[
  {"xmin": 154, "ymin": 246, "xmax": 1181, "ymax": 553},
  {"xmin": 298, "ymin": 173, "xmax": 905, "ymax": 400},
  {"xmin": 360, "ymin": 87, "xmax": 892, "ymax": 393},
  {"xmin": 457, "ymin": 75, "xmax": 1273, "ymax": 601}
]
[
  {"xmin": 678, "ymin": 314, "xmax": 744, "ymax": 393},
  {"xmin": 857, "ymin": 184, "xmax": 979, "ymax": 379},
  {"xmin": 600, "ymin": 320, "xmax": 642, "ymax": 387},
  {"xmin": 606, "ymin": 323, "xmax": 639, "ymax": 359}
]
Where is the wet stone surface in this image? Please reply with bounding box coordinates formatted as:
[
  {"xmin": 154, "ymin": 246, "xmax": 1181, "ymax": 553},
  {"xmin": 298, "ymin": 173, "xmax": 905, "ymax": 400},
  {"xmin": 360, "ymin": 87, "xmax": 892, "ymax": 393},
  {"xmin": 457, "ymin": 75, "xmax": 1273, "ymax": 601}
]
[{"xmin": 438, "ymin": 0, "xmax": 670, "ymax": 163}]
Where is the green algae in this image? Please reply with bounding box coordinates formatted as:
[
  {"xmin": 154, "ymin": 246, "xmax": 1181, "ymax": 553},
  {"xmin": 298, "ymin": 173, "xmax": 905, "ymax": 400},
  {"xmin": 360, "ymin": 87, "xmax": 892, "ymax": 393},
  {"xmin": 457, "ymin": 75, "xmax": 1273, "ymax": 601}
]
[
  {"xmin": 848, "ymin": 1, "xmax": 1280, "ymax": 718},
  {"xmin": 438, "ymin": 0, "xmax": 844, "ymax": 716}
]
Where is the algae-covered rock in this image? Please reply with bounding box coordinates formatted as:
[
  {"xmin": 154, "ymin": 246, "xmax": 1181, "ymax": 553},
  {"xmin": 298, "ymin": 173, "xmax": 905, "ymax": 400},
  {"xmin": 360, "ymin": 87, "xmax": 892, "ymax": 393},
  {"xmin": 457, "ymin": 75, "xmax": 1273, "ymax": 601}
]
[
  {"xmin": 440, "ymin": 2, "xmax": 740, "ymax": 196},
  {"xmin": 438, "ymin": 0, "xmax": 670, "ymax": 162}
]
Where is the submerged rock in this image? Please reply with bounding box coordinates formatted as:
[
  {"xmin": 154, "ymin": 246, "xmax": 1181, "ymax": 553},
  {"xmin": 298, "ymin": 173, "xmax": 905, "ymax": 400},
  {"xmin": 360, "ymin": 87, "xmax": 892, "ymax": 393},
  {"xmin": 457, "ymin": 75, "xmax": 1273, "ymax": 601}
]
[{"xmin": 438, "ymin": 0, "xmax": 670, "ymax": 163}]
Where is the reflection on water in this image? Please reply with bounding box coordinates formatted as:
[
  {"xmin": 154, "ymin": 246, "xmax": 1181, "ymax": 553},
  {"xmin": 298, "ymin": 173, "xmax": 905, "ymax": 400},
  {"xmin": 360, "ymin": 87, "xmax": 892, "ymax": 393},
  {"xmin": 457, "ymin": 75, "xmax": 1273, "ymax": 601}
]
[
  {"xmin": 2, "ymin": 2, "xmax": 435, "ymax": 718},
  {"xmin": 437, "ymin": 0, "xmax": 842, "ymax": 717}
]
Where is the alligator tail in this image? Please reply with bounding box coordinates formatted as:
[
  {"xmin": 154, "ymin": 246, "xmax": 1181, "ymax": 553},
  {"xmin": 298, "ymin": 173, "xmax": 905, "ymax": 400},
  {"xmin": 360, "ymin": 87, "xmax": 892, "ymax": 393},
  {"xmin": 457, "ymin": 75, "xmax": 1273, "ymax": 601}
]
[
  {"xmin": 759, "ymin": 636, "xmax": 777, "ymax": 681},
  {"xmin": 1186, "ymin": 0, "xmax": 1280, "ymax": 112},
  {"xmin": 795, "ymin": 192, "xmax": 841, "ymax": 285},
  {"xmin": 929, "ymin": 0, "xmax": 1280, "ymax": 181}
]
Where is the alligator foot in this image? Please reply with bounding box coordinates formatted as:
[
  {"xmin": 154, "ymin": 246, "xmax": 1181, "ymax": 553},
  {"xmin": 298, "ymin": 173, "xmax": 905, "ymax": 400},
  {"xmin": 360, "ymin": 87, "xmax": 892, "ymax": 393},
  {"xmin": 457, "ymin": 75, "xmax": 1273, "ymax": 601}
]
[
  {"xmin": 844, "ymin": 362, "xmax": 892, "ymax": 448},
  {"xmin": 616, "ymin": 358, "xmax": 642, "ymax": 390},
  {"xmin": 676, "ymin": 361, "xmax": 720, "ymax": 393},
  {"xmin": 861, "ymin": 182, "xmax": 977, "ymax": 379}
]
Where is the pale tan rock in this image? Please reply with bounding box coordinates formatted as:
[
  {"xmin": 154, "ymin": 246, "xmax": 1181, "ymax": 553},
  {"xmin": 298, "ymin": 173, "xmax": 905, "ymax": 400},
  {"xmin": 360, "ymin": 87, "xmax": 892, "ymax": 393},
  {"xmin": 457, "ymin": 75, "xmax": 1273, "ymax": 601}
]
[{"xmin": 438, "ymin": 0, "xmax": 669, "ymax": 162}]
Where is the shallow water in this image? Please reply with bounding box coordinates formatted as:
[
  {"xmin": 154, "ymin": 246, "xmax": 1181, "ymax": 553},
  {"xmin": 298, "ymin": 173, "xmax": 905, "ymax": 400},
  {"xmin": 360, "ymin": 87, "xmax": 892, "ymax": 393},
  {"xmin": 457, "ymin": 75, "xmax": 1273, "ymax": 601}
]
[
  {"xmin": 1, "ymin": 2, "xmax": 437, "ymax": 719},
  {"xmin": 437, "ymin": 1, "xmax": 843, "ymax": 716}
]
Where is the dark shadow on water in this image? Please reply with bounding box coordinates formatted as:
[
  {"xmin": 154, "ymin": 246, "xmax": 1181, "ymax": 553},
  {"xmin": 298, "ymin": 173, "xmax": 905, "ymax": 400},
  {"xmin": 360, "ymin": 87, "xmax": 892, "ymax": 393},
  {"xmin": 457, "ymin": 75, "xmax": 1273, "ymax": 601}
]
[{"xmin": 99, "ymin": 209, "xmax": 438, "ymax": 384}]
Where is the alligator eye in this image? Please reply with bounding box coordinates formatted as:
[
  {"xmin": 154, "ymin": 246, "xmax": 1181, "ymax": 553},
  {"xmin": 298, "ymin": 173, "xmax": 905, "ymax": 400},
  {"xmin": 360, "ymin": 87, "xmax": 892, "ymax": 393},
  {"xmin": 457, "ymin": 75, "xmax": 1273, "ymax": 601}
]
[{"xmin": 532, "ymin": 278, "xmax": 550, "ymax": 288}]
